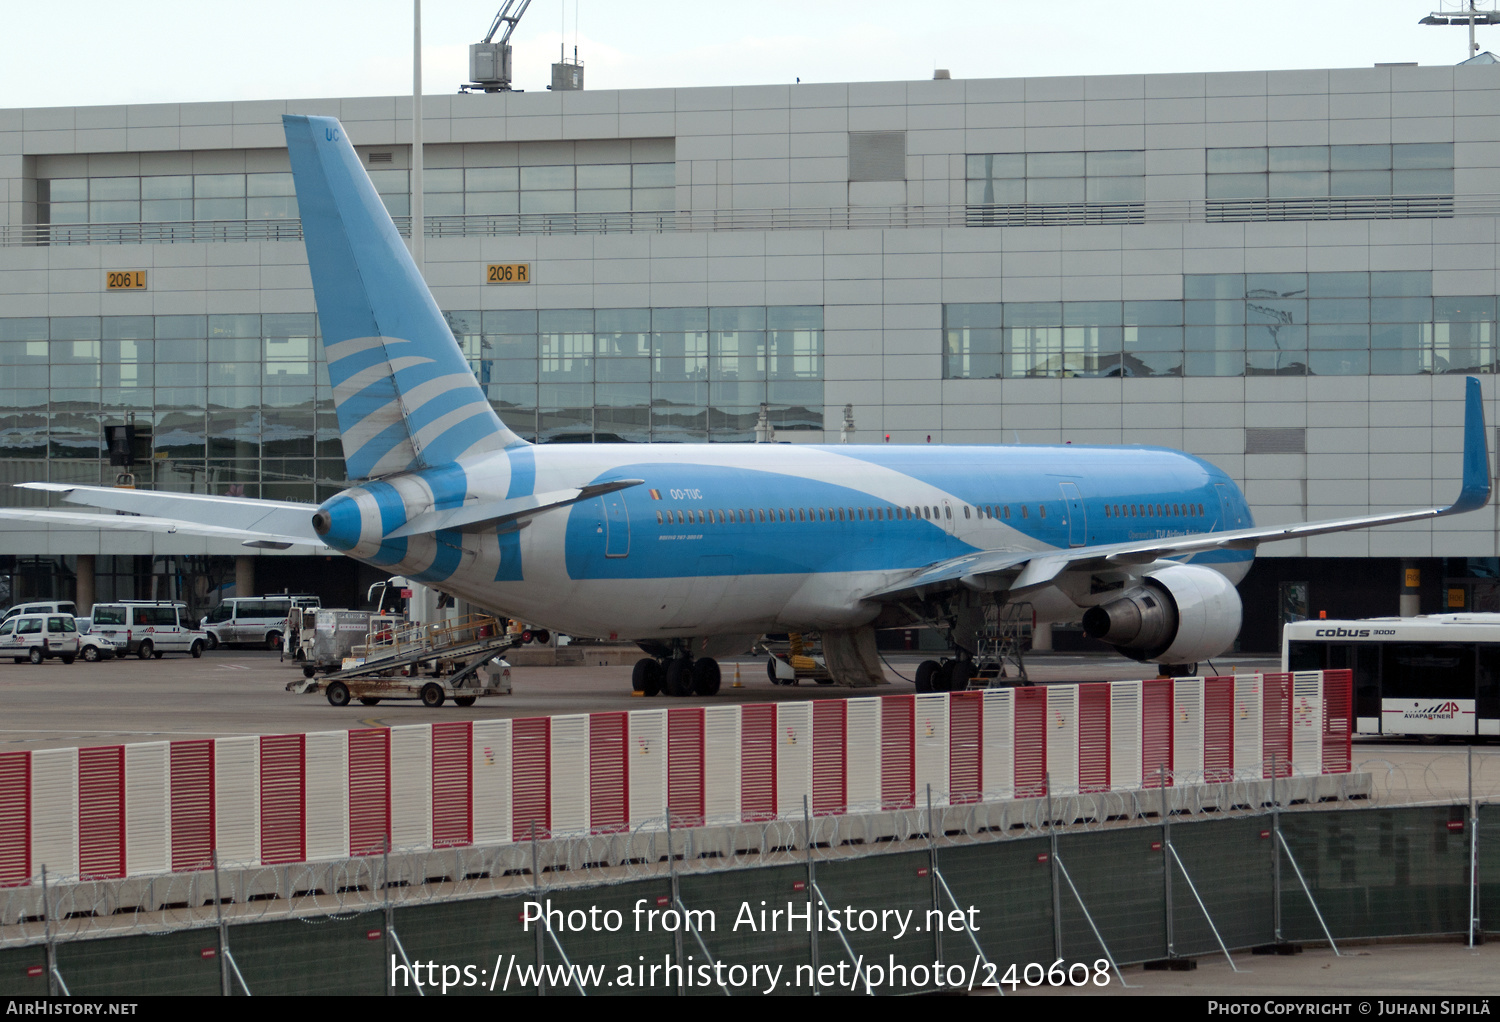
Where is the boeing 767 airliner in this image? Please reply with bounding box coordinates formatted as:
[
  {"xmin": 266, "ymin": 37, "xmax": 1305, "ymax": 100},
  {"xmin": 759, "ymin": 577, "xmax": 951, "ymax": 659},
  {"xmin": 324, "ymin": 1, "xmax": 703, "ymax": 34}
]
[{"xmin": 4, "ymin": 115, "xmax": 1489, "ymax": 696}]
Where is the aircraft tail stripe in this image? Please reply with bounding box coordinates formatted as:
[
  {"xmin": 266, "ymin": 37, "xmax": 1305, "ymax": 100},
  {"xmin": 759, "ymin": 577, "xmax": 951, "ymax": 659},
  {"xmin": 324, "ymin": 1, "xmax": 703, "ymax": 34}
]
[
  {"xmin": 413, "ymin": 403, "xmax": 505, "ymax": 458},
  {"xmin": 419, "ymin": 413, "xmax": 514, "ymax": 470},
  {"xmin": 283, "ymin": 114, "xmax": 528, "ymax": 480},
  {"xmin": 505, "ymin": 447, "xmax": 536, "ymax": 500},
  {"xmin": 346, "ymin": 420, "xmax": 420, "ymax": 481}
]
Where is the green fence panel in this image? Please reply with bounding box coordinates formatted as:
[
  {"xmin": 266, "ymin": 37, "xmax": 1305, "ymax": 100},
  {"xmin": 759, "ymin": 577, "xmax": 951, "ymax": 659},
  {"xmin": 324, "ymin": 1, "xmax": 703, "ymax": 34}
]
[
  {"xmin": 0, "ymin": 945, "xmax": 48, "ymax": 996},
  {"xmin": 1169, "ymin": 815, "xmax": 1276, "ymax": 956},
  {"xmin": 807, "ymin": 850, "xmax": 940, "ymax": 995},
  {"xmin": 1479, "ymin": 803, "xmax": 1500, "ymax": 933},
  {"xmin": 54, "ymin": 928, "xmax": 223, "ymax": 996},
  {"xmin": 1279, "ymin": 806, "xmax": 1470, "ymax": 942},
  {"xmin": 930, "ymin": 836, "xmax": 1054, "ymax": 971},
  {"xmin": 226, "ymin": 911, "xmax": 385, "ymax": 995},
  {"xmin": 526, "ymin": 881, "xmax": 679, "ymax": 995},
  {"xmin": 391, "ymin": 893, "xmax": 544, "ymax": 996},
  {"xmin": 677, "ymin": 863, "xmax": 819, "ymax": 996},
  {"xmin": 1055, "ymin": 827, "xmax": 1167, "ymax": 966}
]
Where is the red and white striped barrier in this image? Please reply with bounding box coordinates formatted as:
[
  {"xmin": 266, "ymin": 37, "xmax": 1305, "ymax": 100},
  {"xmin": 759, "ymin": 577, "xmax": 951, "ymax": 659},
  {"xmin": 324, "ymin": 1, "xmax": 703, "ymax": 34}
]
[{"xmin": 0, "ymin": 670, "xmax": 1351, "ymax": 884}]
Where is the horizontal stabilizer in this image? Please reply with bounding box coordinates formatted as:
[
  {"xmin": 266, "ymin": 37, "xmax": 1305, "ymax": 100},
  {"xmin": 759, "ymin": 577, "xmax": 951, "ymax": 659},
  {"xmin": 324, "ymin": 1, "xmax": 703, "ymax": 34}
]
[{"xmin": 385, "ymin": 479, "xmax": 644, "ymax": 538}]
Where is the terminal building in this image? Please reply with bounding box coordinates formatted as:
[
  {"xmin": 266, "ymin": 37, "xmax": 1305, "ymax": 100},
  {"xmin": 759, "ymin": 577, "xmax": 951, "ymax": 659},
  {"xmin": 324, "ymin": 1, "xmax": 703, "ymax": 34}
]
[{"xmin": 1, "ymin": 60, "xmax": 1498, "ymax": 649}]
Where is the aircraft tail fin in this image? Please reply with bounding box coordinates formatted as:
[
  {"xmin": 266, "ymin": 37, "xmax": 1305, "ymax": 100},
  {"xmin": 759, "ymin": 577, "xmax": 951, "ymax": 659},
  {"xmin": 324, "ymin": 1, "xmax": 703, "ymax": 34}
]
[{"xmin": 283, "ymin": 115, "xmax": 526, "ymax": 482}]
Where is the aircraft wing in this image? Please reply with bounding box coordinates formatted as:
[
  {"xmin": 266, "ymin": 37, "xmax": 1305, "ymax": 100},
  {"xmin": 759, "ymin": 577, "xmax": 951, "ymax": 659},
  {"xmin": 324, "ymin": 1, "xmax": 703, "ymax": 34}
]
[
  {"xmin": 0, "ymin": 507, "xmax": 324, "ymax": 552},
  {"xmin": 1, "ymin": 483, "xmax": 326, "ymax": 551},
  {"xmin": 867, "ymin": 376, "xmax": 1492, "ymax": 601}
]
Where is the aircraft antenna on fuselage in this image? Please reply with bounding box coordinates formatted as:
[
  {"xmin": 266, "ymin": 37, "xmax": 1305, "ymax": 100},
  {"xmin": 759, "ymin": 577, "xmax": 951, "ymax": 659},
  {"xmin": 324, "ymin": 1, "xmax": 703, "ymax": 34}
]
[{"xmin": 282, "ymin": 115, "xmax": 529, "ymax": 483}]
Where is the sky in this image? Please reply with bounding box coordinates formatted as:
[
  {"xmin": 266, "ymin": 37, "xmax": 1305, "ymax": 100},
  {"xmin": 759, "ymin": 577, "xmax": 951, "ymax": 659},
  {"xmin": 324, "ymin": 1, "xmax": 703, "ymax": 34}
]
[{"xmin": 2, "ymin": 0, "xmax": 1497, "ymax": 109}]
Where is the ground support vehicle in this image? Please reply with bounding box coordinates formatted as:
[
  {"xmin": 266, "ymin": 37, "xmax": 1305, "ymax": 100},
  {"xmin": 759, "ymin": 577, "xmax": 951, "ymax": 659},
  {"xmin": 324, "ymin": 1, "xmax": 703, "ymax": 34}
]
[
  {"xmin": 286, "ymin": 615, "xmax": 517, "ymax": 708},
  {"xmin": 296, "ymin": 609, "xmax": 375, "ymax": 677},
  {"xmin": 0, "ymin": 614, "xmax": 80, "ymax": 664},
  {"xmin": 1283, "ymin": 613, "xmax": 1500, "ymax": 741},
  {"xmin": 88, "ymin": 601, "xmax": 207, "ymax": 659},
  {"xmin": 764, "ymin": 633, "xmax": 833, "ymax": 685}
]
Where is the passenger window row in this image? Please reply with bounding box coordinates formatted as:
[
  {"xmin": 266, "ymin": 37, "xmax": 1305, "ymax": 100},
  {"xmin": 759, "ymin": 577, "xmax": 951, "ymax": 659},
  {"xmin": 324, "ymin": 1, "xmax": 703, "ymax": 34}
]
[{"xmin": 652, "ymin": 503, "xmax": 1043, "ymax": 526}]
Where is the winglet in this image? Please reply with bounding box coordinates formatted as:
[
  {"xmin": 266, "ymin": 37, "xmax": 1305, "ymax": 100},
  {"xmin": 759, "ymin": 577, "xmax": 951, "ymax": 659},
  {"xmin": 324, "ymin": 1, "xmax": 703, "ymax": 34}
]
[{"xmin": 1446, "ymin": 376, "xmax": 1491, "ymax": 515}]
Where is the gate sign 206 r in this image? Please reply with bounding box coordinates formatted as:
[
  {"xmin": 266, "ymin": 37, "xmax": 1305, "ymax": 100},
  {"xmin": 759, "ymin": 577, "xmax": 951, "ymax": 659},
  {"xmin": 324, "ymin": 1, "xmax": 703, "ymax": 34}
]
[
  {"xmin": 106, "ymin": 270, "xmax": 147, "ymax": 290},
  {"xmin": 486, "ymin": 263, "xmax": 531, "ymax": 284}
]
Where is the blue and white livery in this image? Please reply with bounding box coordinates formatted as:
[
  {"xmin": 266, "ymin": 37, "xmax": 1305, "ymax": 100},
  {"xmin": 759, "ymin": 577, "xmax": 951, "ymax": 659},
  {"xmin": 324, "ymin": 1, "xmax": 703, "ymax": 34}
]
[{"xmin": 9, "ymin": 115, "xmax": 1491, "ymax": 693}]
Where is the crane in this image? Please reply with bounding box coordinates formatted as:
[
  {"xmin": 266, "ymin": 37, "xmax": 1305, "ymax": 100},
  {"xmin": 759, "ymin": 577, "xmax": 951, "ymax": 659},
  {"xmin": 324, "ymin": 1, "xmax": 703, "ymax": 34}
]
[{"xmin": 460, "ymin": 0, "xmax": 533, "ymax": 93}]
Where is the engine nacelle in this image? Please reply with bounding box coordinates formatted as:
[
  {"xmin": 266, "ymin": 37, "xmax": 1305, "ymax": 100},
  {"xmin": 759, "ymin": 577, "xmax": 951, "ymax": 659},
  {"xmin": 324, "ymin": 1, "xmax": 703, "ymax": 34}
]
[{"xmin": 1080, "ymin": 564, "xmax": 1242, "ymax": 666}]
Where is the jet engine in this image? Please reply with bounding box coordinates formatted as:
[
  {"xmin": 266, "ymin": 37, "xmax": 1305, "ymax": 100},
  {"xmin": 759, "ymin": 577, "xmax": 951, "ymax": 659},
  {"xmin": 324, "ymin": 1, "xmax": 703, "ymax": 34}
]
[{"xmin": 1079, "ymin": 564, "xmax": 1242, "ymax": 665}]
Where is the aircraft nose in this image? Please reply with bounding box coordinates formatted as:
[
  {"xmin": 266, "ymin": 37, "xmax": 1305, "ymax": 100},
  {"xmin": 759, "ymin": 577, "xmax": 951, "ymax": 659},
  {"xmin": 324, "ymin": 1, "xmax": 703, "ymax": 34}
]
[{"xmin": 312, "ymin": 494, "xmax": 363, "ymax": 551}]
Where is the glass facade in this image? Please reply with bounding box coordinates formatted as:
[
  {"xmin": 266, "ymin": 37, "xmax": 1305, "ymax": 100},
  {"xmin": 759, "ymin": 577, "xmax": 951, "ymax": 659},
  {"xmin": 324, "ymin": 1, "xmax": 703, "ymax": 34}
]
[
  {"xmin": 1206, "ymin": 144, "xmax": 1454, "ymax": 199},
  {"xmin": 40, "ymin": 163, "xmax": 675, "ymax": 226},
  {"xmin": 944, "ymin": 272, "xmax": 1496, "ymax": 379},
  {"xmin": 966, "ymin": 151, "xmax": 1146, "ymax": 205},
  {"xmin": 0, "ymin": 307, "xmax": 823, "ymax": 504}
]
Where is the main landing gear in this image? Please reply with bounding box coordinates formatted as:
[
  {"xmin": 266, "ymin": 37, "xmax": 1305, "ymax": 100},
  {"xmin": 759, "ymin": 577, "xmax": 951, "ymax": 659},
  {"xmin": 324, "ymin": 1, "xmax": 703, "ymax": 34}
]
[
  {"xmin": 632, "ymin": 652, "xmax": 721, "ymax": 697},
  {"xmin": 914, "ymin": 656, "xmax": 974, "ymax": 693}
]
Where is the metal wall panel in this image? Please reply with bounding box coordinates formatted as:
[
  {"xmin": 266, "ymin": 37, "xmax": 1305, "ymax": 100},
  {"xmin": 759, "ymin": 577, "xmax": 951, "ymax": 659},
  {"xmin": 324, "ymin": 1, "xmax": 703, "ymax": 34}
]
[
  {"xmin": 123, "ymin": 742, "xmax": 168, "ymax": 877},
  {"xmin": 811, "ymin": 699, "xmax": 847, "ymax": 816},
  {"xmin": 776, "ymin": 703, "xmax": 811, "ymax": 820},
  {"xmin": 1141, "ymin": 679, "xmax": 1173, "ymax": 789},
  {"xmin": 304, "ymin": 730, "xmax": 348, "ymax": 861},
  {"xmin": 1013, "ymin": 686, "xmax": 1047, "ymax": 798},
  {"xmin": 1321, "ymin": 668, "xmax": 1353, "ymax": 775},
  {"xmin": 1262, "ymin": 672, "xmax": 1293, "ymax": 779},
  {"xmin": 739, "ymin": 704, "xmax": 776, "ymax": 822},
  {"xmin": 1109, "ymin": 681, "xmax": 1141, "ymax": 792},
  {"xmin": 667, "ymin": 708, "xmax": 705, "ymax": 828},
  {"xmin": 258, "ymin": 735, "xmax": 304, "ymax": 865},
  {"xmin": 1077, "ymin": 683, "xmax": 1110, "ymax": 794},
  {"xmin": 1172, "ymin": 678, "xmax": 1205, "ymax": 784},
  {"xmin": 914, "ymin": 693, "xmax": 949, "ymax": 806},
  {"xmin": 511, "ymin": 716, "xmax": 550, "ymax": 841},
  {"xmin": 168, "ymin": 741, "xmax": 214, "ymax": 874},
  {"xmin": 844, "ymin": 698, "xmax": 881, "ymax": 811},
  {"xmin": 471, "ymin": 719, "xmax": 511, "ymax": 846},
  {"xmin": 390, "ymin": 725, "xmax": 433, "ymax": 852},
  {"xmin": 1232, "ymin": 673, "xmax": 1264, "ymax": 781},
  {"xmin": 628, "ymin": 710, "xmax": 665, "ymax": 829},
  {"xmin": 1046, "ymin": 685, "xmax": 1079, "ymax": 797},
  {"xmin": 1291, "ymin": 671, "xmax": 1325, "ymax": 777},
  {"xmin": 1203, "ymin": 677, "xmax": 1234, "ymax": 783},
  {"xmin": 588, "ymin": 712, "xmax": 629, "ymax": 834},
  {"xmin": 547, "ymin": 715, "xmax": 587, "ymax": 836},
  {"xmin": 432, "ymin": 722, "xmax": 473, "ymax": 847},
  {"xmin": 948, "ymin": 692, "xmax": 982, "ymax": 804},
  {"xmin": 30, "ymin": 748, "xmax": 76, "ymax": 882},
  {"xmin": 79, "ymin": 746, "xmax": 125, "ymax": 880},
  {"xmin": 213, "ymin": 737, "xmax": 257, "ymax": 866},
  {"xmin": 880, "ymin": 695, "xmax": 915, "ymax": 810},
  {"xmin": 702, "ymin": 706, "xmax": 740, "ymax": 825},
  {"xmin": 981, "ymin": 689, "xmax": 1014, "ymax": 800},
  {"xmin": 347, "ymin": 728, "xmax": 390, "ymax": 857},
  {"xmin": 0, "ymin": 752, "xmax": 30, "ymax": 885}
]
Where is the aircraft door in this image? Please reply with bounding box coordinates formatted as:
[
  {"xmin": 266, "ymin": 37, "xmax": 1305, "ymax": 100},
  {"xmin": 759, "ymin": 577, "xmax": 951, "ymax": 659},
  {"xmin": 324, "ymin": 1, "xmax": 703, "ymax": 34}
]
[
  {"xmin": 603, "ymin": 491, "xmax": 630, "ymax": 558},
  {"xmin": 1059, "ymin": 482, "xmax": 1086, "ymax": 547},
  {"xmin": 941, "ymin": 499, "xmax": 956, "ymax": 536},
  {"xmin": 1215, "ymin": 483, "xmax": 1248, "ymax": 530}
]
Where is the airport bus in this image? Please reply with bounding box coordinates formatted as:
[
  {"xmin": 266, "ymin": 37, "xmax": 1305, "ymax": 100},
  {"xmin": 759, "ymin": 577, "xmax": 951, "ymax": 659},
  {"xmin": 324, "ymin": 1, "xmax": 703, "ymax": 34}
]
[{"xmin": 1282, "ymin": 614, "xmax": 1500, "ymax": 740}]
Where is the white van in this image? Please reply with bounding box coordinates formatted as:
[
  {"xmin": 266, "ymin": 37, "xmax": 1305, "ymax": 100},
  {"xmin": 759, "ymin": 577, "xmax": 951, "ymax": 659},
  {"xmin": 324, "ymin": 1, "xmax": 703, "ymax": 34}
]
[
  {"xmin": 1, "ymin": 601, "xmax": 78, "ymax": 623},
  {"xmin": 88, "ymin": 602, "xmax": 207, "ymax": 659},
  {"xmin": 0, "ymin": 613, "xmax": 80, "ymax": 664},
  {"xmin": 200, "ymin": 595, "xmax": 319, "ymax": 650}
]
